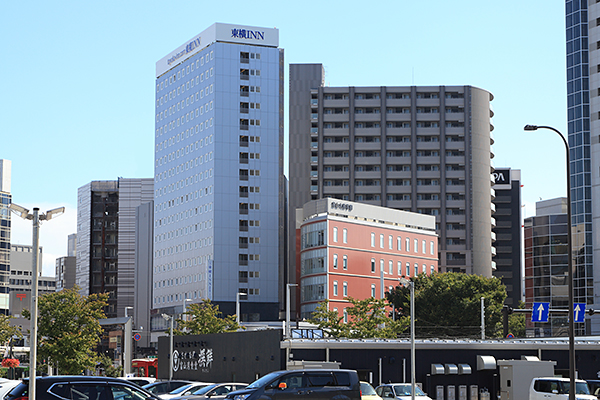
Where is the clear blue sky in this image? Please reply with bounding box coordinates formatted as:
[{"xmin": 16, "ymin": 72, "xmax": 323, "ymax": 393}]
[{"xmin": 1, "ymin": 1, "xmax": 568, "ymax": 275}]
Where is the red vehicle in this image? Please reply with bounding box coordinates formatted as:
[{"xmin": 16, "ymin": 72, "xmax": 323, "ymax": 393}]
[{"xmin": 132, "ymin": 358, "xmax": 158, "ymax": 378}]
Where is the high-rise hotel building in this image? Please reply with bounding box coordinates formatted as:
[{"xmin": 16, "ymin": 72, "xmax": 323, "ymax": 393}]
[
  {"xmin": 0, "ymin": 160, "xmax": 11, "ymax": 315},
  {"xmin": 152, "ymin": 24, "xmax": 284, "ymax": 323},
  {"xmin": 289, "ymin": 65, "xmax": 495, "ymax": 296}
]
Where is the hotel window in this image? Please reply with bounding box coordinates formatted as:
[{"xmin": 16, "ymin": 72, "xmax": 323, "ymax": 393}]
[
  {"xmin": 405, "ymin": 238, "xmax": 410, "ymax": 252},
  {"xmin": 343, "ymin": 282, "xmax": 348, "ymax": 297},
  {"xmin": 414, "ymin": 263, "xmax": 418, "ymax": 276},
  {"xmin": 333, "ymin": 227, "xmax": 338, "ymax": 242},
  {"xmin": 414, "ymin": 239, "xmax": 418, "ymax": 253},
  {"xmin": 406, "ymin": 262, "xmax": 410, "ymax": 276},
  {"xmin": 371, "ymin": 284, "xmax": 376, "ymax": 298},
  {"xmin": 389, "ymin": 260, "xmax": 393, "ymax": 275},
  {"xmin": 397, "ymin": 236, "xmax": 401, "ymax": 251},
  {"xmin": 397, "ymin": 261, "xmax": 402, "ymax": 276},
  {"xmin": 371, "ymin": 259, "xmax": 375, "ymax": 273},
  {"xmin": 333, "ymin": 254, "xmax": 338, "ymax": 269},
  {"xmin": 343, "ymin": 308, "xmax": 348, "ymax": 323},
  {"xmin": 431, "ymin": 265, "xmax": 436, "ymax": 274},
  {"xmin": 422, "ymin": 240, "xmax": 426, "ymax": 254},
  {"xmin": 333, "ymin": 281, "xmax": 338, "ymax": 296},
  {"xmin": 380, "ymin": 234, "xmax": 384, "ymax": 248},
  {"xmin": 380, "ymin": 259, "xmax": 384, "ymax": 273},
  {"xmin": 343, "ymin": 255, "xmax": 348, "ymax": 270},
  {"xmin": 371, "ymin": 233, "xmax": 375, "ymax": 247},
  {"xmin": 430, "ymin": 241, "xmax": 435, "ymax": 255},
  {"xmin": 343, "ymin": 228, "xmax": 347, "ymax": 243},
  {"xmin": 422, "ymin": 264, "xmax": 427, "ymax": 274}
]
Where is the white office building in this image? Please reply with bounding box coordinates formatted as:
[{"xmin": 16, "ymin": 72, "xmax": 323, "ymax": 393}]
[{"xmin": 152, "ymin": 23, "xmax": 284, "ymax": 327}]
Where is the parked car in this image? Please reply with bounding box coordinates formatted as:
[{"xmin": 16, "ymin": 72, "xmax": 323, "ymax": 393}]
[
  {"xmin": 0, "ymin": 380, "xmax": 21, "ymax": 399},
  {"xmin": 586, "ymin": 380, "xmax": 600, "ymax": 398},
  {"xmin": 375, "ymin": 383, "xmax": 432, "ymax": 400},
  {"xmin": 4, "ymin": 375, "xmax": 161, "ymax": 400},
  {"xmin": 144, "ymin": 381, "xmax": 193, "ymax": 396},
  {"xmin": 121, "ymin": 377, "xmax": 157, "ymax": 387},
  {"xmin": 225, "ymin": 369, "xmax": 360, "ymax": 400},
  {"xmin": 172, "ymin": 383, "xmax": 248, "ymax": 400},
  {"xmin": 360, "ymin": 382, "xmax": 382, "ymax": 400},
  {"xmin": 160, "ymin": 382, "xmax": 213, "ymax": 400},
  {"xmin": 530, "ymin": 377, "xmax": 596, "ymax": 400}
]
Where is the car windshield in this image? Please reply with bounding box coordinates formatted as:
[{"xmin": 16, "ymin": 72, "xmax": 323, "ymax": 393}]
[
  {"xmin": 393, "ymin": 385, "xmax": 426, "ymax": 396},
  {"xmin": 171, "ymin": 384, "xmax": 195, "ymax": 394},
  {"xmin": 192, "ymin": 385, "xmax": 218, "ymax": 395},
  {"xmin": 360, "ymin": 383, "xmax": 377, "ymax": 396},
  {"xmin": 247, "ymin": 372, "xmax": 283, "ymax": 389}
]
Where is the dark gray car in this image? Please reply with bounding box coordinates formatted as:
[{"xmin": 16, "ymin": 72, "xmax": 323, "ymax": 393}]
[
  {"xmin": 144, "ymin": 381, "xmax": 193, "ymax": 396},
  {"xmin": 225, "ymin": 369, "xmax": 360, "ymax": 400}
]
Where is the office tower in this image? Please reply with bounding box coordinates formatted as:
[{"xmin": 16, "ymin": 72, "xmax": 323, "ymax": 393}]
[
  {"xmin": 0, "ymin": 160, "xmax": 11, "ymax": 315},
  {"xmin": 492, "ymin": 168, "xmax": 523, "ymax": 306},
  {"xmin": 297, "ymin": 198, "xmax": 438, "ymax": 318},
  {"xmin": 524, "ymin": 198, "xmax": 570, "ymax": 337},
  {"xmin": 67, "ymin": 233, "xmax": 77, "ymax": 257},
  {"xmin": 566, "ymin": 0, "xmax": 597, "ymax": 334},
  {"xmin": 289, "ymin": 64, "xmax": 495, "ymax": 301},
  {"xmin": 10, "ymin": 244, "xmax": 55, "ymax": 313},
  {"xmin": 152, "ymin": 23, "xmax": 284, "ymax": 325},
  {"xmin": 76, "ymin": 178, "xmax": 153, "ymax": 318}
]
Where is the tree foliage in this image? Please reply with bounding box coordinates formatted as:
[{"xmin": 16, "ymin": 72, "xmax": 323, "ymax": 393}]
[
  {"xmin": 386, "ymin": 272, "xmax": 507, "ymax": 338},
  {"xmin": 173, "ymin": 299, "xmax": 242, "ymax": 335},
  {"xmin": 0, "ymin": 315, "xmax": 22, "ymax": 347},
  {"xmin": 308, "ymin": 297, "xmax": 409, "ymax": 339},
  {"xmin": 22, "ymin": 287, "xmax": 108, "ymax": 375}
]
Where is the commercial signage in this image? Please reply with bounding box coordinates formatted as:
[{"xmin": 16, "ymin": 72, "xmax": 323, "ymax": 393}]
[
  {"xmin": 156, "ymin": 23, "xmax": 279, "ymax": 77},
  {"xmin": 330, "ymin": 202, "xmax": 353, "ymax": 212},
  {"xmin": 172, "ymin": 348, "xmax": 214, "ymax": 373},
  {"xmin": 493, "ymin": 169, "xmax": 510, "ymax": 186}
]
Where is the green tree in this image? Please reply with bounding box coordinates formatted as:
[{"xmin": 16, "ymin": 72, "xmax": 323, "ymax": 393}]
[
  {"xmin": 96, "ymin": 353, "xmax": 123, "ymax": 377},
  {"xmin": 173, "ymin": 299, "xmax": 242, "ymax": 335},
  {"xmin": 0, "ymin": 314, "xmax": 22, "ymax": 347},
  {"xmin": 23, "ymin": 286, "xmax": 108, "ymax": 374},
  {"xmin": 386, "ymin": 272, "xmax": 507, "ymax": 338},
  {"xmin": 308, "ymin": 297, "xmax": 409, "ymax": 339},
  {"xmin": 495, "ymin": 301, "xmax": 526, "ymax": 338}
]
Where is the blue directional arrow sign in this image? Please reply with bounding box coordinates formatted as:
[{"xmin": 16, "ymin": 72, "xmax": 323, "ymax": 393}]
[
  {"xmin": 532, "ymin": 302, "xmax": 550, "ymax": 322},
  {"xmin": 574, "ymin": 303, "xmax": 586, "ymax": 323}
]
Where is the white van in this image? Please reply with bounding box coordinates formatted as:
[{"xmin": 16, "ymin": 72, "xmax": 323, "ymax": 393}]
[{"xmin": 529, "ymin": 377, "xmax": 596, "ymax": 400}]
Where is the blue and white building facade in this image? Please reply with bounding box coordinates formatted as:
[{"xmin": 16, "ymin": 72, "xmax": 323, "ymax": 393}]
[{"xmin": 152, "ymin": 23, "xmax": 284, "ymax": 326}]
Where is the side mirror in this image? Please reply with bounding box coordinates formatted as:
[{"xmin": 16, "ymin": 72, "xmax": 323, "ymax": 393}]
[
  {"xmin": 278, "ymin": 383, "xmax": 287, "ymax": 390},
  {"xmin": 552, "ymin": 390, "xmax": 558, "ymax": 394}
]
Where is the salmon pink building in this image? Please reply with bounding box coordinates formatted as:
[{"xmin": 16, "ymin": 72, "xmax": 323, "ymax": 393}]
[{"xmin": 297, "ymin": 198, "xmax": 438, "ymax": 319}]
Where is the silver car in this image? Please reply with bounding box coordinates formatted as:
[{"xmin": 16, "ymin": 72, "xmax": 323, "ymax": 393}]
[{"xmin": 171, "ymin": 383, "xmax": 248, "ymax": 400}]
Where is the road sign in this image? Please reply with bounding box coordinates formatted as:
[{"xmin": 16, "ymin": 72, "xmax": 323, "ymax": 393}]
[
  {"xmin": 532, "ymin": 302, "xmax": 550, "ymax": 322},
  {"xmin": 574, "ymin": 303, "xmax": 586, "ymax": 323},
  {"xmin": 133, "ymin": 333, "xmax": 142, "ymax": 341}
]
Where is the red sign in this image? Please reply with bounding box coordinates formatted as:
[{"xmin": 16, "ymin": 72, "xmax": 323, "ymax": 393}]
[
  {"xmin": 133, "ymin": 333, "xmax": 142, "ymax": 341},
  {"xmin": 15, "ymin": 294, "xmax": 26, "ymax": 301}
]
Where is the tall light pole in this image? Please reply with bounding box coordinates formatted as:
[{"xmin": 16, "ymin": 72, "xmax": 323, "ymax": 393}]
[
  {"xmin": 235, "ymin": 292, "xmax": 245, "ymax": 325},
  {"xmin": 183, "ymin": 298, "xmax": 192, "ymax": 328},
  {"xmin": 399, "ymin": 277, "xmax": 415, "ymax": 400},
  {"xmin": 124, "ymin": 307, "xmax": 133, "ymax": 377},
  {"xmin": 286, "ymin": 283, "xmax": 298, "ymax": 339},
  {"xmin": 161, "ymin": 313, "xmax": 174, "ymax": 380},
  {"xmin": 9, "ymin": 204, "xmax": 64, "ymax": 400},
  {"xmin": 524, "ymin": 124, "xmax": 575, "ymax": 400}
]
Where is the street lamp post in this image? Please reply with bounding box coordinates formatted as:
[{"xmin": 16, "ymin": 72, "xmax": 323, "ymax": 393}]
[
  {"xmin": 399, "ymin": 277, "xmax": 415, "ymax": 400},
  {"xmin": 286, "ymin": 284, "xmax": 298, "ymax": 339},
  {"xmin": 9, "ymin": 204, "xmax": 64, "ymax": 400},
  {"xmin": 124, "ymin": 307, "xmax": 133, "ymax": 377},
  {"xmin": 161, "ymin": 313, "xmax": 174, "ymax": 380},
  {"xmin": 235, "ymin": 292, "xmax": 245, "ymax": 325},
  {"xmin": 524, "ymin": 124, "xmax": 575, "ymax": 400}
]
